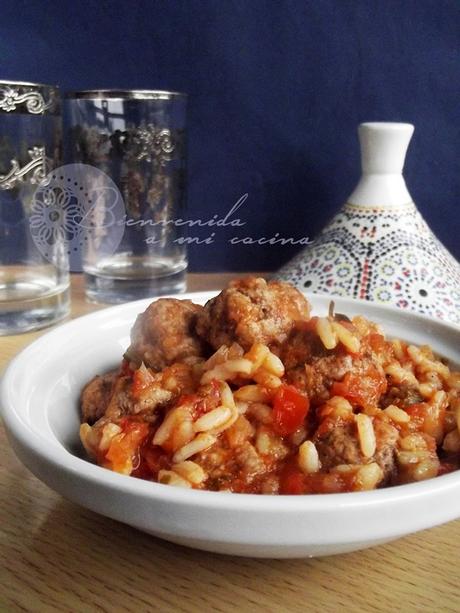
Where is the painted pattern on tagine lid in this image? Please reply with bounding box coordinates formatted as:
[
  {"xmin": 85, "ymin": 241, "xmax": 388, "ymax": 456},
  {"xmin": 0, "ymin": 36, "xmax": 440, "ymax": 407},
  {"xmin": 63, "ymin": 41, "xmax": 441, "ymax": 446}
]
[{"xmin": 276, "ymin": 122, "xmax": 460, "ymax": 325}]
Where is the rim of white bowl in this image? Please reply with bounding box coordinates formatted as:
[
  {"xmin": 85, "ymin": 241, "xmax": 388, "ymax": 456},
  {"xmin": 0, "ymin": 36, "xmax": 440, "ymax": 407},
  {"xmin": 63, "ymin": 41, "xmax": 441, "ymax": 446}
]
[{"xmin": 2, "ymin": 291, "xmax": 460, "ymax": 513}]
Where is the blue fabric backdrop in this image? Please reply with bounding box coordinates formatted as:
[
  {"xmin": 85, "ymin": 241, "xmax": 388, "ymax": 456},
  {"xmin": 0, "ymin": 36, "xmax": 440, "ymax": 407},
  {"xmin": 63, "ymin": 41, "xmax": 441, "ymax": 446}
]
[{"xmin": 0, "ymin": 0, "xmax": 458, "ymax": 271}]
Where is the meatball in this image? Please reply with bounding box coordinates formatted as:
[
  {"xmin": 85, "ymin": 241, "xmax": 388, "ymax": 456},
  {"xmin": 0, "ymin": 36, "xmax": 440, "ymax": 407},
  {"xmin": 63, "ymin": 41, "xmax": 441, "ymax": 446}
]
[
  {"xmin": 281, "ymin": 323, "xmax": 354, "ymax": 405},
  {"xmin": 279, "ymin": 325, "xmax": 317, "ymax": 371},
  {"xmin": 314, "ymin": 416, "xmax": 399, "ymax": 483},
  {"xmin": 126, "ymin": 298, "xmax": 206, "ymax": 371},
  {"xmin": 287, "ymin": 354, "xmax": 354, "ymax": 405},
  {"xmin": 381, "ymin": 384, "xmax": 424, "ymax": 409},
  {"xmin": 81, "ymin": 371, "xmax": 117, "ymax": 424},
  {"xmin": 373, "ymin": 419, "xmax": 400, "ymax": 481},
  {"xmin": 195, "ymin": 277, "xmax": 311, "ymax": 351}
]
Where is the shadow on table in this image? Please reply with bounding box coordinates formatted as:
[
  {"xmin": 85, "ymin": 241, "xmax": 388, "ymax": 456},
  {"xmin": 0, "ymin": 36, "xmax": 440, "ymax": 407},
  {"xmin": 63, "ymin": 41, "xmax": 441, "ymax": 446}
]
[{"xmin": 24, "ymin": 496, "xmax": 431, "ymax": 612}]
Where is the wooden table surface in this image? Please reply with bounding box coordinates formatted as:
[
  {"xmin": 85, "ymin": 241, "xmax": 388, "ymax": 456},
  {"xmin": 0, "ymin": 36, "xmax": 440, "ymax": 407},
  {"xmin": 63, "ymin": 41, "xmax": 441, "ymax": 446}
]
[{"xmin": 1, "ymin": 274, "xmax": 459, "ymax": 613}]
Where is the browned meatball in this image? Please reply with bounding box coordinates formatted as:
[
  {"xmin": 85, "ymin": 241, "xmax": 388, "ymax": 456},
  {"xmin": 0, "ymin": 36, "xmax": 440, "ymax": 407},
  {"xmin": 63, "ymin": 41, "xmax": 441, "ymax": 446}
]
[
  {"xmin": 195, "ymin": 277, "xmax": 311, "ymax": 351},
  {"xmin": 280, "ymin": 323, "xmax": 352, "ymax": 404},
  {"xmin": 314, "ymin": 416, "xmax": 399, "ymax": 483},
  {"xmin": 287, "ymin": 353, "xmax": 354, "ymax": 405},
  {"xmin": 126, "ymin": 299, "xmax": 206, "ymax": 370},
  {"xmin": 381, "ymin": 384, "xmax": 424, "ymax": 409},
  {"xmin": 373, "ymin": 419, "xmax": 400, "ymax": 481},
  {"xmin": 279, "ymin": 325, "xmax": 317, "ymax": 370},
  {"xmin": 81, "ymin": 371, "xmax": 117, "ymax": 424}
]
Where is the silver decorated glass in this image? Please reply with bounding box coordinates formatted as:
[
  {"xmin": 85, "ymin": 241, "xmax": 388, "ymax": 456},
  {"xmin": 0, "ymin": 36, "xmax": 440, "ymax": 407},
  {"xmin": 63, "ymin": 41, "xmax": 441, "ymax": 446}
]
[
  {"xmin": 0, "ymin": 81, "xmax": 69, "ymax": 334},
  {"xmin": 63, "ymin": 90, "xmax": 188, "ymax": 303}
]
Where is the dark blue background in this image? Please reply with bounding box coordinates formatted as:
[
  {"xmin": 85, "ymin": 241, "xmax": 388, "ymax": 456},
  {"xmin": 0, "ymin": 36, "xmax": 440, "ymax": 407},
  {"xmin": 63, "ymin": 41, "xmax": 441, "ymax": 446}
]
[{"xmin": 1, "ymin": 0, "xmax": 458, "ymax": 271}]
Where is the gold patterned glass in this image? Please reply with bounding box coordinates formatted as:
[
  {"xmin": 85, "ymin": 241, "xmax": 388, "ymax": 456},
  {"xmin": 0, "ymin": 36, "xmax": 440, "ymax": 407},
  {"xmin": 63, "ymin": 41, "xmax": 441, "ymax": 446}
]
[
  {"xmin": 0, "ymin": 81, "xmax": 69, "ymax": 334},
  {"xmin": 63, "ymin": 90, "xmax": 188, "ymax": 303}
]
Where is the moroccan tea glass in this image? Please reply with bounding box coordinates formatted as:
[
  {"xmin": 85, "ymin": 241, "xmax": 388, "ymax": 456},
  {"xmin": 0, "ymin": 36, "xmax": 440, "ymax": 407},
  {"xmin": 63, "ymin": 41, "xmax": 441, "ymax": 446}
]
[
  {"xmin": 63, "ymin": 89, "xmax": 188, "ymax": 303},
  {"xmin": 0, "ymin": 81, "xmax": 68, "ymax": 335}
]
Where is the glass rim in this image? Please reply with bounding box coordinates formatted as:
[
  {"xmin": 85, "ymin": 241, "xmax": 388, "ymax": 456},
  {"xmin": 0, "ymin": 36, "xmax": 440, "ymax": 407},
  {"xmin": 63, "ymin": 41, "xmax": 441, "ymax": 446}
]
[
  {"xmin": 64, "ymin": 89, "xmax": 187, "ymax": 100},
  {"xmin": 0, "ymin": 79, "xmax": 59, "ymax": 91}
]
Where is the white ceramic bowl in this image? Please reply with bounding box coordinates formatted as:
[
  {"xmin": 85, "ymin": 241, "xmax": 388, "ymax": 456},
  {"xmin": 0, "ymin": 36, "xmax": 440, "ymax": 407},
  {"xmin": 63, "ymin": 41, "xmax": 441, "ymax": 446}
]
[{"xmin": 2, "ymin": 292, "xmax": 460, "ymax": 558}]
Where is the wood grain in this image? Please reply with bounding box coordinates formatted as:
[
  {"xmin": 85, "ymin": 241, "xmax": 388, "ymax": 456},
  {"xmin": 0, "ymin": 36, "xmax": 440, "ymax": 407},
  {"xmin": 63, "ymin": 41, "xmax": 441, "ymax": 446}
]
[{"xmin": 1, "ymin": 274, "xmax": 459, "ymax": 612}]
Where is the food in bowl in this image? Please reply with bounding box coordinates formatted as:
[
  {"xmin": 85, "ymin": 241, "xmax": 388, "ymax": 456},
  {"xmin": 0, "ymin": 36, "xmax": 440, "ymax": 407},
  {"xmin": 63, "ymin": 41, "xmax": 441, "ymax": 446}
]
[{"xmin": 80, "ymin": 277, "xmax": 460, "ymax": 494}]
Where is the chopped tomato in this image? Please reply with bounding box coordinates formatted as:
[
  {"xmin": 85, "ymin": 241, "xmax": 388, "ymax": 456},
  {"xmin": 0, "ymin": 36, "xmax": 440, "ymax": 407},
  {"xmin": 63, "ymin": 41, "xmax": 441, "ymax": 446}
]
[
  {"xmin": 119, "ymin": 418, "xmax": 150, "ymax": 436},
  {"xmin": 105, "ymin": 419, "xmax": 150, "ymax": 473},
  {"xmin": 303, "ymin": 316, "xmax": 319, "ymax": 332},
  {"xmin": 279, "ymin": 463, "xmax": 305, "ymax": 494},
  {"xmin": 132, "ymin": 363, "xmax": 155, "ymax": 399},
  {"xmin": 363, "ymin": 333, "xmax": 393, "ymax": 363},
  {"xmin": 272, "ymin": 385, "xmax": 310, "ymax": 436},
  {"xmin": 368, "ymin": 334, "xmax": 386, "ymax": 353},
  {"xmin": 331, "ymin": 365, "xmax": 387, "ymax": 408},
  {"xmin": 131, "ymin": 463, "xmax": 149, "ymax": 479},
  {"xmin": 131, "ymin": 453, "xmax": 153, "ymax": 479},
  {"xmin": 143, "ymin": 446, "xmax": 170, "ymax": 475},
  {"xmin": 403, "ymin": 402, "xmax": 426, "ymax": 426},
  {"xmin": 279, "ymin": 460, "xmax": 352, "ymax": 495}
]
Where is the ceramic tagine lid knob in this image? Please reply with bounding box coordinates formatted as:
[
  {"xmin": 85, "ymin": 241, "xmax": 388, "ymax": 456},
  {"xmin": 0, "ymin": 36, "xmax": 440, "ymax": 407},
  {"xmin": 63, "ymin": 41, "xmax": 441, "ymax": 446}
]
[
  {"xmin": 349, "ymin": 122, "xmax": 414, "ymax": 207},
  {"xmin": 276, "ymin": 122, "xmax": 460, "ymax": 325}
]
